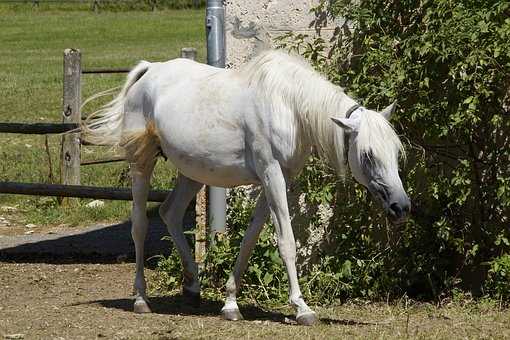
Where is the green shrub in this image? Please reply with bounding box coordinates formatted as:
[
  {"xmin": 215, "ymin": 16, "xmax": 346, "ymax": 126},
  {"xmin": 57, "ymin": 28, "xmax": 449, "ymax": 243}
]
[
  {"xmin": 277, "ymin": 0, "xmax": 510, "ymax": 299},
  {"xmin": 486, "ymin": 254, "xmax": 510, "ymax": 300}
]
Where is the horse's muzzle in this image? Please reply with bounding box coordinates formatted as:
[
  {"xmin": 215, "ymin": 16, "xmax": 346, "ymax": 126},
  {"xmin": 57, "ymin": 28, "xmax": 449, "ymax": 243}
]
[{"xmin": 387, "ymin": 196, "xmax": 411, "ymax": 225}]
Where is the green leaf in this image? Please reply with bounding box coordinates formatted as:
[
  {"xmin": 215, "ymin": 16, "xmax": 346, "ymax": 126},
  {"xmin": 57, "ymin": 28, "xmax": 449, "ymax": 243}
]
[
  {"xmin": 478, "ymin": 21, "xmax": 489, "ymax": 33},
  {"xmin": 263, "ymin": 272, "xmax": 274, "ymax": 285}
]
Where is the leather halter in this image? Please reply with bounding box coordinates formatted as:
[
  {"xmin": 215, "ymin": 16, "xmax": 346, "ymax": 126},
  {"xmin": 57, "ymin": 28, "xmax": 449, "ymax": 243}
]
[
  {"xmin": 344, "ymin": 103, "xmax": 362, "ymax": 161},
  {"xmin": 345, "ymin": 103, "xmax": 361, "ymax": 119}
]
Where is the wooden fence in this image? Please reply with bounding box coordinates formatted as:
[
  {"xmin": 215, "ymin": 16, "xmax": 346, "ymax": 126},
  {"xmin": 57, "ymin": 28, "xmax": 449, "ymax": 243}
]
[{"xmin": 0, "ymin": 47, "xmax": 207, "ymax": 265}]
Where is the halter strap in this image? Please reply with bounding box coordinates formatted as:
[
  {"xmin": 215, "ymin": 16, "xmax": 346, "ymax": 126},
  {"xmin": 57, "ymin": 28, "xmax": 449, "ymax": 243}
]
[
  {"xmin": 345, "ymin": 103, "xmax": 361, "ymax": 118},
  {"xmin": 344, "ymin": 103, "xmax": 361, "ymax": 162}
]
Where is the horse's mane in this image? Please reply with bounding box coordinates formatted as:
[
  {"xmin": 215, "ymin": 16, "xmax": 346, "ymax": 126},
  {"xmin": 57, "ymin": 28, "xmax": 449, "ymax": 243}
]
[{"xmin": 239, "ymin": 49, "xmax": 404, "ymax": 173}]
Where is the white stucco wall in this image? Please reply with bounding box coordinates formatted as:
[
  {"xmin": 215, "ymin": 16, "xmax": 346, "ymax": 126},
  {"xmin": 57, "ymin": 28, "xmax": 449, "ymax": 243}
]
[{"xmin": 225, "ymin": 0, "xmax": 337, "ymax": 68}]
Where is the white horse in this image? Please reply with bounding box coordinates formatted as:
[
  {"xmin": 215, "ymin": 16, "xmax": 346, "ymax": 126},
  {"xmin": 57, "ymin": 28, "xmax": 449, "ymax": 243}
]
[{"xmin": 83, "ymin": 49, "xmax": 410, "ymax": 326}]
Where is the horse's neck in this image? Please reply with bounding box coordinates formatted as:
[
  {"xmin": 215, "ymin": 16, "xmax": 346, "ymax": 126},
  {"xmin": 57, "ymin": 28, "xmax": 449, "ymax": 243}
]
[
  {"xmin": 261, "ymin": 84, "xmax": 352, "ymax": 176},
  {"xmin": 243, "ymin": 52, "xmax": 357, "ymax": 171},
  {"xmin": 287, "ymin": 80, "xmax": 356, "ymax": 167}
]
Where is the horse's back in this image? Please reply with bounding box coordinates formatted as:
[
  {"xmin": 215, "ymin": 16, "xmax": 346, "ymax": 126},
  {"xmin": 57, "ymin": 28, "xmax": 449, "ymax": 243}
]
[
  {"xmin": 148, "ymin": 58, "xmax": 221, "ymax": 83},
  {"xmin": 140, "ymin": 59, "xmax": 260, "ymax": 187}
]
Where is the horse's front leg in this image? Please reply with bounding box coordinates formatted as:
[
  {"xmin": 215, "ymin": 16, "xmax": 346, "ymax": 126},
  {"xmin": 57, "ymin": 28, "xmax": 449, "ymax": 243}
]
[
  {"xmin": 222, "ymin": 193, "xmax": 270, "ymax": 321},
  {"xmin": 258, "ymin": 161, "xmax": 318, "ymax": 326}
]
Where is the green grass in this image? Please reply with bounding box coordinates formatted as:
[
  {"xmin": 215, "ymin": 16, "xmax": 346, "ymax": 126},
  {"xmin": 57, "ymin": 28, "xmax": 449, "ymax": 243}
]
[{"xmin": 0, "ymin": 6, "xmax": 205, "ymax": 226}]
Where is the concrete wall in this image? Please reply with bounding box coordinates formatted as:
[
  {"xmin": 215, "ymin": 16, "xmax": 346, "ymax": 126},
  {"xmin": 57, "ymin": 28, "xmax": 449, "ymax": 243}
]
[{"xmin": 225, "ymin": 0, "xmax": 337, "ymax": 68}]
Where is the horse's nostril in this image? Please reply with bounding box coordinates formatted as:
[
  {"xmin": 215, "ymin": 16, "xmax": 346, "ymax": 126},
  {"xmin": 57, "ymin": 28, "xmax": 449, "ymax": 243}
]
[{"xmin": 390, "ymin": 202, "xmax": 402, "ymax": 217}]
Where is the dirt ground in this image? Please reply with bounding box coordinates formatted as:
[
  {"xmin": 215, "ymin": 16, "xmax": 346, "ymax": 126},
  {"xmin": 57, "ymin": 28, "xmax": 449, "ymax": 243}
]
[
  {"xmin": 2, "ymin": 262, "xmax": 510, "ymax": 340},
  {"xmin": 0, "ymin": 262, "xmax": 344, "ymax": 340},
  {"xmin": 1, "ymin": 215, "xmax": 510, "ymax": 339}
]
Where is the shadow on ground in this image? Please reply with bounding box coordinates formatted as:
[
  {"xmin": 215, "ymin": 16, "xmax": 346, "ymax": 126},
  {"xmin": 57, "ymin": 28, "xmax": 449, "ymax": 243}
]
[
  {"xmin": 78, "ymin": 294, "xmax": 375, "ymax": 326},
  {"xmin": 80, "ymin": 295, "xmax": 294, "ymax": 324},
  {"xmin": 0, "ymin": 208, "xmax": 195, "ymax": 265}
]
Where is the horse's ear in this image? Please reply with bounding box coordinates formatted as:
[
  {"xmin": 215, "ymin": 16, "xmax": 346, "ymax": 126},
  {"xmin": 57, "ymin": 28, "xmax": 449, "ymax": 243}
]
[
  {"xmin": 331, "ymin": 117, "xmax": 359, "ymax": 133},
  {"xmin": 381, "ymin": 101, "xmax": 397, "ymax": 120}
]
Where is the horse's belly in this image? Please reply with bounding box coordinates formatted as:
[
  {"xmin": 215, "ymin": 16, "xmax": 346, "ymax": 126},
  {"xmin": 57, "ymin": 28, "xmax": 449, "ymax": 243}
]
[
  {"xmin": 159, "ymin": 138, "xmax": 259, "ymax": 188},
  {"xmin": 177, "ymin": 163, "xmax": 258, "ymax": 187},
  {"xmin": 167, "ymin": 154, "xmax": 259, "ymax": 187}
]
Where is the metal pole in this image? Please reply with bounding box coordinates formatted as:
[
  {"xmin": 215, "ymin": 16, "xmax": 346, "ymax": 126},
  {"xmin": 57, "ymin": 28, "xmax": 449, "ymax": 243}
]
[
  {"xmin": 206, "ymin": 0, "xmax": 225, "ymax": 68},
  {"xmin": 206, "ymin": 0, "xmax": 227, "ymax": 238}
]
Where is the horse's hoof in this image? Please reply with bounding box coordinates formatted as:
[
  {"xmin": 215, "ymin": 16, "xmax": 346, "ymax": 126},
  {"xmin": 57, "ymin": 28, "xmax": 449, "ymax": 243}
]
[
  {"xmin": 183, "ymin": 288, "xmax": 201, "ymax": 308},
  {"xmin": 222, "ymin": 308, "xmax": 244, "ymax": 321},
  {"xmin": 296, "ymin": 312, "xmax": 318, "ymax": 326},
  {"xmin": 133, "ymin": 300, "xmax": 152, "ymax": 314}
]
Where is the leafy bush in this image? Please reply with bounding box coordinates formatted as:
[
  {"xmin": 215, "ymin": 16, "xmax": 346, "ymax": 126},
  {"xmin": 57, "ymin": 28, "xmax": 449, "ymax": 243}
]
[
  {"xmin": 277, "ymin": 0, "xmax": 510, "ymax": 299},
  {"xmin": 486, "ymin": 254, "xmax": 510, "ymax": 300}
]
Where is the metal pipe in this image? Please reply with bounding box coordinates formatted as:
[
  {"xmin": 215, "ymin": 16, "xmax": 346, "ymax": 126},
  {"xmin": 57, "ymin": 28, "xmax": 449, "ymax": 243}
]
[
  {"xmin": 206, "ymin": 0, "xmax": 225, "ymax": 68},
  {"xmin": 206, "ymin": 0, "xmax": 227, "ymax": 237}
]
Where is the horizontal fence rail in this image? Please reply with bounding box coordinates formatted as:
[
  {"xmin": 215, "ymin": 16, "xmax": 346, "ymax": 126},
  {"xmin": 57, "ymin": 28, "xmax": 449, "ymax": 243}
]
[
  {"xmin": 0, "ymin": 123, "xmax": 79, "ymax": 134},
  {"xmin": 0, "ymin": 182, "xmax": 170, "ymax": 202},
  {"xmin": 81, "ymin": 156, "xmax": 126, "ymax": 166},
  {"xmin": 82, "ymin": 68, "xmax": 131, "ymax": 74}
]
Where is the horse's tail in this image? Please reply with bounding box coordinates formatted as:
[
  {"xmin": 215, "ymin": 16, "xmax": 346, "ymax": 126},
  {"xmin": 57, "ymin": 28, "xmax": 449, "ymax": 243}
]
[
  {"xmin": 81, "ymin": 60, "xmax": 151, "ymax": 146},
  {"xmin": 81, "ymin": 61, "xmax": 161, "ymax": 168}
]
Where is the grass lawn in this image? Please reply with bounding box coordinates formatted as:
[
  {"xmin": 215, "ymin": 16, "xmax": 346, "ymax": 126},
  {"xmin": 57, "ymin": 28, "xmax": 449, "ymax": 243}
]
[{"xmin": 0, "ymin": 6, "xmax": 205, "ymax": 227}]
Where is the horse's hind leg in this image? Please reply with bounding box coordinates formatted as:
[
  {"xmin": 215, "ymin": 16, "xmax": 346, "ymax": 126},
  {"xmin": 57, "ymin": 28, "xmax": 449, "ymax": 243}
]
[
  {"xmin": 159, "ymin": 174, "xmax": 203, "ymax": 305},
  {"xmin": 131, "ymin": 159, "xmax": 156, "ymax": 313},
  {"xmin": 222, "ymin": 193, "xmax": 269, "ymax": 321}
]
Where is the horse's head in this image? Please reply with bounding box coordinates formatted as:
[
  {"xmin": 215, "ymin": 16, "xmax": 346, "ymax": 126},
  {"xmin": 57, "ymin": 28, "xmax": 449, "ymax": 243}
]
[{"xmin": 331, "ymin": 102, "xmax": 411, "ymax": 225}]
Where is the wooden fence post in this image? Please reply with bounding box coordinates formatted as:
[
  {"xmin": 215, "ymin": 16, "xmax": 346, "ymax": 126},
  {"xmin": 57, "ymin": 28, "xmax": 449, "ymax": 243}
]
[
  {"xmin": 180, "ymin": 47, "xmax": 207, "ymax": 270},
  {"xmin": 61, "ymin": 49, "xmax": 81, "ymax": 204},
  {"xmin": 91, "ymin": 0, "xmax": 99, "ymax": 12}
]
